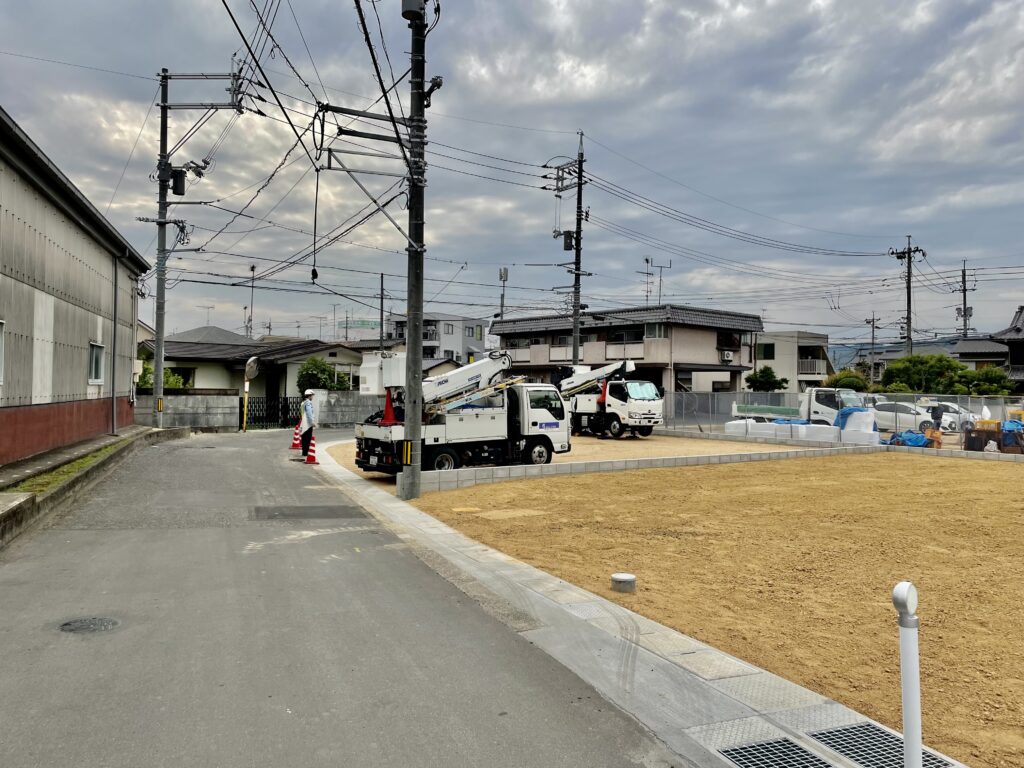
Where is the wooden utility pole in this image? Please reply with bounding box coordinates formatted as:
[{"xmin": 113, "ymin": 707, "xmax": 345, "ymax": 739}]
[{"xmin": 889, "ymin": 235, "xmax": 925, "ymax": 356}]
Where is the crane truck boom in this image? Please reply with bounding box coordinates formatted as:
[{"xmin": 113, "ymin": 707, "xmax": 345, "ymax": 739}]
[
  {"xmin": 355, "ymin": 351, "xmax": 572, "ymax": 473},
  {"xmin": 558, "ymin": 360, "xmax": 664, "ymax": 438}
]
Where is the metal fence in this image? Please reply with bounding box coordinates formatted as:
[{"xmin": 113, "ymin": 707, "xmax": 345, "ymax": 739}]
[
  {"xmin": 243, "ymin": 396, "xmax": 303, "ymax": 430},
  {"xmin": 665, "ymin": 391, "xmax": 1024, "ymax": 440}
]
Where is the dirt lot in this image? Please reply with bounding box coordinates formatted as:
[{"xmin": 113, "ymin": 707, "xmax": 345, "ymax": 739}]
[
  {"xmin": 413, "ymin": 453, "xmax": 1024, "ymax": 768},
  {"xmin": 328, "ymin": 433, "xmax": 803, "ymax": 494}
]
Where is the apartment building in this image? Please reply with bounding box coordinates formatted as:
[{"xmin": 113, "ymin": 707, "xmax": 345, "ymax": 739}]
[
  {"xmin": 746, "ymin": 331, "xmax": 835, "ymax": 392},
  {"xmin": 490, "ymin": 304, "xmax": 763, "ymax": 393},
  {"xmin": 386, "ymin": 312, "xmax": 487, "ymax": 364}
]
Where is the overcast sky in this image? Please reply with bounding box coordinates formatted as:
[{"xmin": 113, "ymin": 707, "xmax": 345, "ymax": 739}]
[{"xmin": 2, "ymin": 0, "xmax": 1022, "ymax": 347}]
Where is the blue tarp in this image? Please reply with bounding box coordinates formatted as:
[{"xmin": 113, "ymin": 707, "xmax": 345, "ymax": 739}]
[
  {"xmin": 772, "ymin": 418, "xmax": 810, "ymax": 425},
  {"xmin": 885, "ymin": 430, "xmax": 931, "ymax": 447},
  {"xmin": 1002, "ymin": 420, "xmax": 1024, "ymax": 432}
]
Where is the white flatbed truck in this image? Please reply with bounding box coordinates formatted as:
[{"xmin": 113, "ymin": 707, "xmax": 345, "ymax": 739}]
[
  {"xmin": 355, "ymin": 351, "xmax": 572, "ymax": 473},
  {"xmin": 731, "ymin": 387, "xmax": 866, "ymax": 425},
  {"xmin": 558, "ymin": 360, "xmax": 664, "ymax": 438}
]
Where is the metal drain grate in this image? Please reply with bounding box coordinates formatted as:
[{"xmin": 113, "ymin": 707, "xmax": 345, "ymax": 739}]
[
  {"xmin": 721, "ymin": 739, "xmax": 833, "ymax": 768},
  {"xmin": 59, "ymin": 617, "xmax": 120, "ymax": 633},
  {"xmin": 811, "ymin": 723, "xmax": 950, "ymax": 768},
  {"xmin": 252, "ymin": 504, "xmax": 367, "ymax": 520}
]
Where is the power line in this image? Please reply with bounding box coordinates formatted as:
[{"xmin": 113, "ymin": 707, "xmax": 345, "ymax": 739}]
[
  {"xmin": 0, "ymin": 49, "xmax": 158, "ymax": 80},
  {"xmin": 105, "ymin": 83, "xmax": 160, "ymax": 214},
  {"xmin": 583, "ymin": 133, "xmax": 897, "ymax": 240}
]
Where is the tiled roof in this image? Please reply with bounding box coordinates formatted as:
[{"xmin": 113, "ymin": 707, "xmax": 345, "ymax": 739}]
[
  {"xmin": 953, "ymin": 338, "xmax": 1008, "ymax": 355},
  {"xmin": 343, "ymin": 338, "xmax": 404, "ymax": 350},
  {"xmin": 490, "ymin": 304, "xmax": 763, "ymax": 335},
  {"xmin": 992, "ymin": 306, "xmax": 1024, "ymax": 340},
  {"xmin": 166, "ymin": 326, "xmax": 254, "ymax": 344},
  {"xmin": 140, "ymin": 340, "xmax": 265, "ymax": 362}
]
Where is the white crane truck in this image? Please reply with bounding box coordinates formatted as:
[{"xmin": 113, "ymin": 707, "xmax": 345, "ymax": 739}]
[
  {"xmin": 558, "ymin": 360, "xmax": 664, "ymax": 438},
  {"xmin": 355, "ymin": 351, "xmax": 572, "ymax": 473},
  {"xmin": 730, "ymin": 387, "xmax": 867, "ymax": 425}
]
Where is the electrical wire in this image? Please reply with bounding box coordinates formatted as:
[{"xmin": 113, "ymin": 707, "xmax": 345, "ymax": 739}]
[
  {"xmin": 0, "ymin": 49, "xmax": 158, "ymax": 80},
  {"xmin": 105, "ymin": 83, "xmax": 160, "ymax": 215}
]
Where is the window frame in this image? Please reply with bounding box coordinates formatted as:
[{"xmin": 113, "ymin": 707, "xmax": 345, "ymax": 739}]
[
  {"xmin": 756, "ymin": 343, "xmax": 776, "ymax": 360},
  {"xmin": 444, "ymin": 323, "xmax": 454, "ymax": 335},
  {"xmin": 644, "ymin": 322, "xmax": 667, "ymax": 339},
  {"xmin": 88, "ymin": 342, "xmax": 105, "ymax": 385}
]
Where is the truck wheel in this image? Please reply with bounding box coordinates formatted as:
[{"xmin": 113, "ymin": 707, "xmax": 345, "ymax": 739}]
[
  {"xmin": 636, "ymin": 426, "xmax": 654, "ymax": 437},
  {"xmin": 428, "ymin": 448, "xmax": 460, "ymax": 471},
  {"xmin": 607, "ymin": 416, "xmax": 625, "ymax": 439},
  {"xmin": 524, "ymin": 440, "xmax": 552, "ymax": 465}
]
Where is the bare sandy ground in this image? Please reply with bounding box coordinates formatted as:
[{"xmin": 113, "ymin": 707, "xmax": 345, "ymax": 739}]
[{"xmin": 414, "ymin": 453, "xmax": 1024, "ymax": 768}]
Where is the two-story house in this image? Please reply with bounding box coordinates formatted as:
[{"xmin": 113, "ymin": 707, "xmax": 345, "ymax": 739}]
[
  {"xmin": 386, "ymin": 312, "xmax": 487, "ymax": 364},
  {"xmin": 746, "ymin": 331, "xmax": 835, "ymax": 392},
  {"xmin": 489, "ymin": 304, "xmax": 762, "ymax": 394}
]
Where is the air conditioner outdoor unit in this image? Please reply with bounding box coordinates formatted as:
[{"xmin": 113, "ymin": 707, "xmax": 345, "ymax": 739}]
[{"xmin": 720, "ymin": 350, "xmax": 734, "ymax": 362}]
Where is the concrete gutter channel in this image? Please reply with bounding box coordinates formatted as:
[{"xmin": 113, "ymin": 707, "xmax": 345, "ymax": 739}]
[
  {"xmin": 321, "ymin": 440, "xmax": 966, "ymax": 768},
  {"xmin": 0, "ymin": 427, "xmax": 189, "ymax": 550}
]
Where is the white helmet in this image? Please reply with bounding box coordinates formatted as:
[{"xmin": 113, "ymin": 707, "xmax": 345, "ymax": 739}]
[{"xmin": 304, "ymin": 389, "xmax": 315, "ymax": 396}]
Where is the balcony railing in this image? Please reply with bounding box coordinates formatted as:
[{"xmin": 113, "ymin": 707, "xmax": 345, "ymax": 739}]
[{"xmin": 797, "ymin": 359, "xmax": 827, "ymax": 376}]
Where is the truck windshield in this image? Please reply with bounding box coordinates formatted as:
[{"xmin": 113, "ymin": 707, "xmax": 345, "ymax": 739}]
[
  {"xmin": 625, "ymin": 381, "xmax": 660, "ymax": 400},
  {"xmin": 840, "ymin": 392, "xmax": 865, "ymax": 408}
]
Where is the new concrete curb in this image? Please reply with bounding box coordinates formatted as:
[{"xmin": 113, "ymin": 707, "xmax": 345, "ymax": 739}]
[
  {"xmin": 318, "ymin": 440, "xmax": 964, "ymax": 768},
  {"xmin": 0, "ymin": 427, "xmax": 189, "ymax": 551}
]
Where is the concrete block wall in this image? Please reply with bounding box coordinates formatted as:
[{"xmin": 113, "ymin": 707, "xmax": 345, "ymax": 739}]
[
  {"xmin": 316, "ymin": 392, "xmax": 384, "ymax": 427},
  {"xmin": 403, "ymin": 444, "xmax": 886, "ymax": 495},
  {"xmin": 135, "ymin": 394, "xmax": 238, "ymax": 429}
]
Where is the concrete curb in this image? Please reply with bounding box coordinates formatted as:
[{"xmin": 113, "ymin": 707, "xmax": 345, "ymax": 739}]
[
  {"xmin": 318, "ymin": 440, "xmax": 964, "ymax": 768},
  {"xmin": 0, "ymin": 427, "xmax": 188, "ymax": 551}
]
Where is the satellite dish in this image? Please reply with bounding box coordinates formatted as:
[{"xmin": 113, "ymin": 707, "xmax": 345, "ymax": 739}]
[{"xmin": 245, "ymin": 356, "xmax": 260, "ymax": 381}]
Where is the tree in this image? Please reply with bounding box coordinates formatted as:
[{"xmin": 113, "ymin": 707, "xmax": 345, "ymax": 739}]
[
  {"xmin": 296, "ymin": 357, "xmax": 335, "ymax": 392},
  {"xmin": 137, "ymin": 360, "xmax": 185, "ymax": 389},
  {"xmin": 960, "ymin": 366, "xmax": 1014, "ymax": 396},
  {"xmin": 824, "ymin": 369, "xmax": 868, "ymax": 390},
  {"xmin": 745, "ymin": 366, "xmax": 789, "ymax": 392},
  {"xmin": 881, "ymin": 354, "xmax": 965, "ymax": 393}
]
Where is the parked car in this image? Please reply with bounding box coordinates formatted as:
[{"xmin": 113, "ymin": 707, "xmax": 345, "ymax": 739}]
[{"xmin": 871, "ymin": 401, "xmax": 952, "ymax": 432}]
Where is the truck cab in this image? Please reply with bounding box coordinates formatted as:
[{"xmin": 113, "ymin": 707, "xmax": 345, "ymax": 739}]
[{"xmin": 573, "ymin": 379, "xmax": 664, "ymax": 437}]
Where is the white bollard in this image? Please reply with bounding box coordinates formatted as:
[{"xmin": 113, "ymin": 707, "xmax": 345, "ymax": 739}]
[{"xmin": 892, "ymin": 581, "xmax": 922, "ymax": 768}]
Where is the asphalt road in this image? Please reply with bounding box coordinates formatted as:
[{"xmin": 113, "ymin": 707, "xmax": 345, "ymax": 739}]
[{"xmin": 0, "ymin": 429, "xmax": 680, "ymax": 767}]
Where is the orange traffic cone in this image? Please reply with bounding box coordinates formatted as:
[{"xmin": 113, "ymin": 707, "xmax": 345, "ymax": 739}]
[
  {"xmin": 379, "ymin": 389, "xmax": 399, "ymax": 426},
  {"xmin": 305, "ymin": 435, "xmax": 319, "ymax": 464},
  {"xmin": 290, "ymin": 422, "xmax": 302, "ymax": 449}
]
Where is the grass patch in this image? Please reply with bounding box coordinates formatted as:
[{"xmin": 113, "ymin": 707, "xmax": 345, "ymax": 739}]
[{"xmin": 10, "ymin": 440, "xmax": 129, "ymax": 495}]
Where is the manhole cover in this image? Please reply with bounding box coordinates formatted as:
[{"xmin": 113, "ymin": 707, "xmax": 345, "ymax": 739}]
[
  {"xmin": 59, "ymin": 617, "xmax": 120, "ymax": 633},
  {"xmin": 811, "ymin": 723, "xmax": 950, "ymax": 768},
  {"xmin": 252, "ymin": 504, "xmax": 368, "ymax": 520},
  {"xmin": 721, "ymin": 738, "xmax": 832, "ymax": 768}
]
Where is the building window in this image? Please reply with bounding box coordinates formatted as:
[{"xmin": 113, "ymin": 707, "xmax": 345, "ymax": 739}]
[
  {"xmin": 0, "ymin": 320, "xmax": 4, "ymax": 385},
  {"xmin": 476, "ymin": 325, "xmax": 483, "ymax": 340},
  {"xmin": 644, "ymin": 323, "xmax": 667, "ymax": 339},
  {"xmin": 717, "ymin": 331, "xmax": 741, "ymax": 349},
  {"xmin": 444, "ymin": 323, "xmax": 454, "ymax": 335},
  {"xmin": 89, "ymin": 343, "xmax": 105, "ymax": 384},
  {"xmin": 529, "ymin": 337, "xmax": 545, "ymax": 346},
  {"xmin": 552, "ymin": 335, "xmax": 570, "ymax": 347},
  {"xmin": 756, "ymin": 343, "xmax": 775, "ymax": 359},
  {"xmin": 443, "ymin": 349, "xmax": 455, "ymax": 360},
  {"xmin": 608, "ymin": 328, "xmax": 643, "ymax": 343},
  {"xmin": 506, "ymin": 338, "xmax": 529, "ymax": 349}
]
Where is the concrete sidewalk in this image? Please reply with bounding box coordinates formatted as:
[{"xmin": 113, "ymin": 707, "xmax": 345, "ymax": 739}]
[{"xmin": 0, "ymin": 429, "xmax": 681, "ymax": 767}]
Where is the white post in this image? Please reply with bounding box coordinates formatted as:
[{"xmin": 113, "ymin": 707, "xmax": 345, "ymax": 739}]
[{"xmin": 892, "ymin": 581, "xmax": 922, "ymax": 768}]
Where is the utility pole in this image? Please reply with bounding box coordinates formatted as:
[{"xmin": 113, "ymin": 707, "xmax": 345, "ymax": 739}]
[
  {"xmin": 865, "ymin": 312, "xmax": 878, "ymax": 383},
  {"xmin": 498, "ymin": 267, "xmax": 508, "ymax": 320},
  {"xmin": 379, "ymin": 273, "xmax": 385, "ymax": 352},
  {"xmin": 637, "ymin": 257, "xmax": 653, "ymax": 306},
  {"xmin": 153, "ymin": 68, "xmax": 170, "ymax": 428},
  {"xmin": 572, "ymin": 131, "xmax": 584, "ymax": 365},
  {"xmin": 150, "ymin": 64, "xmax": 241, "ymax": 428},
  {"xmin": 248, "ymin": 264, "xmax": 255, "ymax": 337},
  {"xmin": 398, "ymin": 0, "xmax": 429, "ymax": 500},
  {"xmin": 889, "ymin": 235, "xmax": 925, "ymax": 357},
  {"xmin": 956, "ymin": 260, "xmax": 973, "ymax": 338}
]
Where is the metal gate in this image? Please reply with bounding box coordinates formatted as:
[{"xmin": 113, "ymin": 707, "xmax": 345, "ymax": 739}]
[{"xmin": 242, "ymin": 396, "xmax": 303, "ymax": 429}]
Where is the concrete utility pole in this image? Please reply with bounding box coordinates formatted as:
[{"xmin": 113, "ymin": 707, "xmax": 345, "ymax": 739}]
[
  {"xmin": 498, "ymin": 267, "xmax": 508, "ymax": 320},
  {"xmin": 153, "ymin": 68, "xmax": 170, "ymax": 428},
  {"xmin": 865, "ymin": 312, "xmax": 878, "ymax": 383},
  {"xmin": 958, "ymin": 260, "xmax": 973, "ymax": 338},
  {"xmin": 399, "ymin": 0, "xmax": 429, "ymax": 500},
  {"xmin": 571, "ymin": 131, "xmax": 585, "ymax": 366},
  {"xmin": 379, "ymin": 273, "xmax": 385, "ymax": 352},
  {"xmin": 890, "ymin": 235, "xmax": 925, "ymax": 357},
  {"xmin": 151, "ymin": 64, "xmax": 241, "ymax": 427}
]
